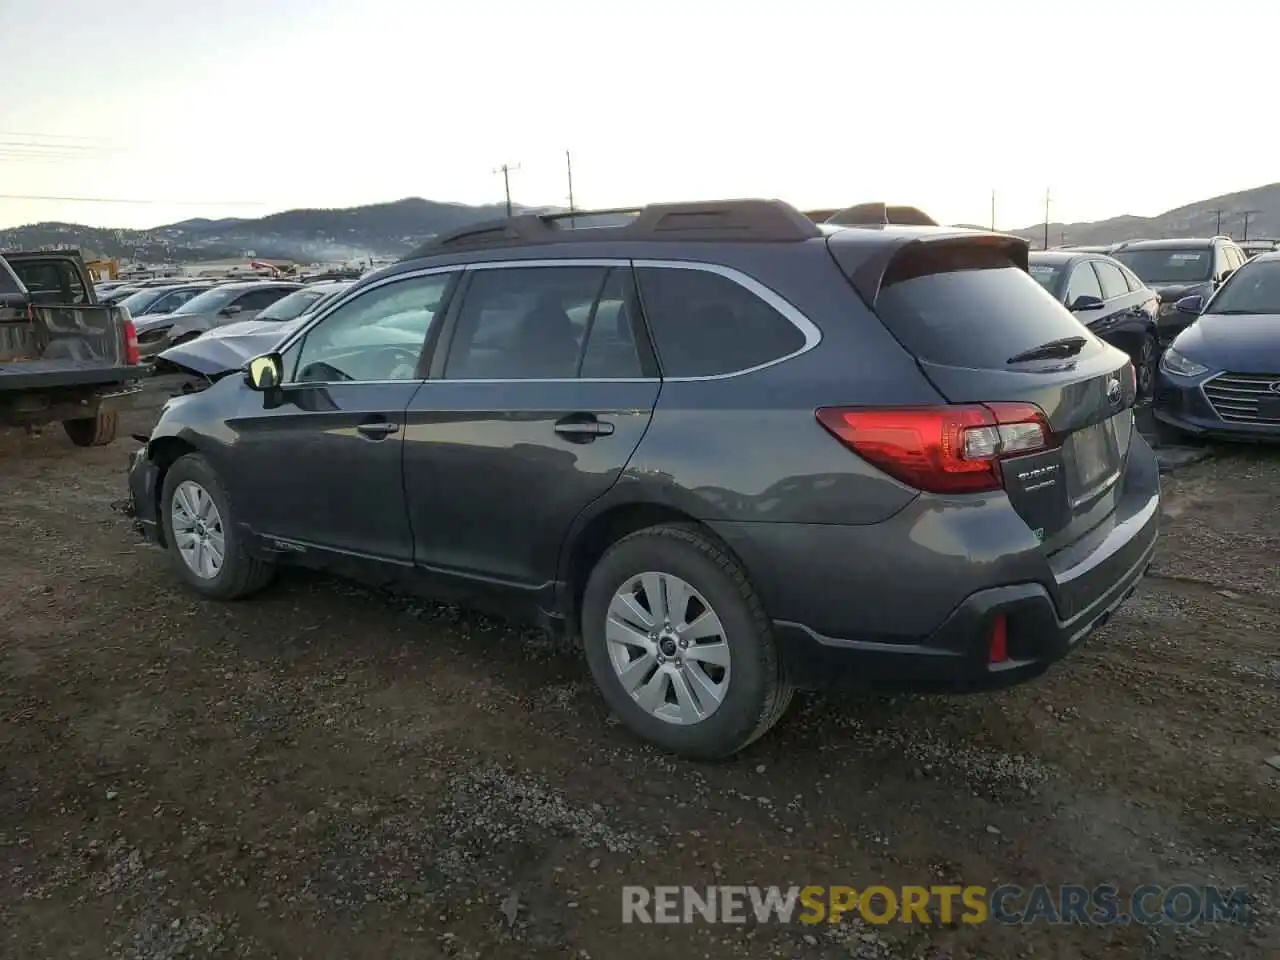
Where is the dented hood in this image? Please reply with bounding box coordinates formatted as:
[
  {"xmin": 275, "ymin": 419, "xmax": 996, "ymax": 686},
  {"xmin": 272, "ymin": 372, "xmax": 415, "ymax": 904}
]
[{"xmin": 156, "ymin": 318, "xmax": 305, "ymax": 376}]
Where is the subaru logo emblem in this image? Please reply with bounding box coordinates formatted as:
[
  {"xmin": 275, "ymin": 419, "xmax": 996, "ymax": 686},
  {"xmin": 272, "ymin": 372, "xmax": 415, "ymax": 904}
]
[
  {"xmin": 1269, "ymin": 381, "xmax": 1280, "ymax": 395},
  {"xmin": 1106, "ymin": 377, "xmax": 1122, "ymax": 406}
]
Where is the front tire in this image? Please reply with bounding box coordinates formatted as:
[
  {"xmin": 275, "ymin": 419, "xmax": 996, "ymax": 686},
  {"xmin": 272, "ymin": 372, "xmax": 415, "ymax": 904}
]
[
  {"xmin": 160, "ymin": 453, "xmax": 275, "ymax": 600},
  {"xmin": 63, "ymin": 411, "xmax": 118, "ymax": 447},
  {"xmin": 581, "ymin": 524, "xmax": 793, "ymax": 759}
]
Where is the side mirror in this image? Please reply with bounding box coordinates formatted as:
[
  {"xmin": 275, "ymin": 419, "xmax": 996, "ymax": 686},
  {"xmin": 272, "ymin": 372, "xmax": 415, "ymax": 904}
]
[
  {"xmin": 245, "ymin": 353, "xmax": 283, "ymax": 391},
  {"xmin": 1069, "ymin": 294, "xmax": 1105, "ymax": 312},
  {"xmin": 1174, "ymin": 294, "xmax": 1205, "ymax": 316},
  {"xmin": 221, "ymin": 304, "xmax": 243, "ymax": 317}
]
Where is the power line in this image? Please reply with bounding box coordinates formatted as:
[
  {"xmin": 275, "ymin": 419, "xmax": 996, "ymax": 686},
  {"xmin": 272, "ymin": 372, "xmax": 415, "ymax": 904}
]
[
  {"xmin": 0, "ymin": 130, "xmax": 110, "ymax": 142},
  {"xmin": 493, "ymin": 162, "xmax": 520, "ymax": 217},
  {"xmin": 0, "ymin": 193, "xmax": 266, "ymax": 206},
  {"xmin": 1043, "ymin": 187, "xmax": 1051, "ymax": 251},
  {"xmin": 1240, "ymin": 209, "xmax": 1261, "ymax": 241}
]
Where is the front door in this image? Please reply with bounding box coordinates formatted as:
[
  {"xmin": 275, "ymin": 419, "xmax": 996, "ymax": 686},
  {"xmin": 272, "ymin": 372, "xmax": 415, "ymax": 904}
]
[
  {"xmin": 225, "ymin": 269, "xmax": 461, "ymax": 565},
  {"xmin": 404, "ymin": 262, "xmax": 660, "ymax": 602}
]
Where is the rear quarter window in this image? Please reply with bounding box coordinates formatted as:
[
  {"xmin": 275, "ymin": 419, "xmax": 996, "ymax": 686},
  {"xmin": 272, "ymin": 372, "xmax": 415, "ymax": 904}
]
[
  {"xmin": 871, "ymin": 246, "xmax": 1095, "ymax": 369},
  {"xmin": 635, "ymin": 267, "xmax": 807, "ymax": 377}
]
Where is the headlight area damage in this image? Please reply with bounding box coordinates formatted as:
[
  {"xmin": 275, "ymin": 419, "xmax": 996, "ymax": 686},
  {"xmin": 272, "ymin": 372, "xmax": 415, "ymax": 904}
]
[{"xmin": 151, "ymin": 321, "xmax": 295, "ymax": 395}]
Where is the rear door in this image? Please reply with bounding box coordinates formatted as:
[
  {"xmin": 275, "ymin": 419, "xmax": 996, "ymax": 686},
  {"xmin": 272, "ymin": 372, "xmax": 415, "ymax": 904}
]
[
  {"xmin": 829, "ymin": 235, "xmax": 1137, "ymax": 553},
  {"xmin": 405, "ymin": 261, "xmax": 660, "ymax": 600},
  {"xmin": 1090, "ymin": 259, "xmax": 1149, "ymax": 357}
]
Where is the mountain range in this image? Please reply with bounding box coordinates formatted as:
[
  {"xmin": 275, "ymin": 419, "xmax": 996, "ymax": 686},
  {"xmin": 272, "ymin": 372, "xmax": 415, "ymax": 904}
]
[
  {"xmin": 1001, "ymin": 182, "xmax": 1280, "ymax": 248},
  {"xmin": 0, "ymin": 198, "xmax": 550, "ymax": 264},
  {"xmin": 3, "ymin": 183, "xmax": 1280, "ymax": 264}
]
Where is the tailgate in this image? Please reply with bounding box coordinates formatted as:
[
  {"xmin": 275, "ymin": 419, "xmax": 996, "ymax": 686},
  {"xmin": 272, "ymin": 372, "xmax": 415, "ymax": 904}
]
[
  {"xmin": 828, "ymin": 232, "xmax": 1138, "ymax": 552},
  {"xmin": 1, "ymin": 304, "xmax": 139, "ymax": 385}
]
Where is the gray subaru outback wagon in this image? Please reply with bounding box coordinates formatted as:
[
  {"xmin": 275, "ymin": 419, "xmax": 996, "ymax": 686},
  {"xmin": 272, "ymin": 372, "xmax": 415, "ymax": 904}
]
[{"xmin": 125, "ymin": 199, "xmax": 1160, "ymax": 758}]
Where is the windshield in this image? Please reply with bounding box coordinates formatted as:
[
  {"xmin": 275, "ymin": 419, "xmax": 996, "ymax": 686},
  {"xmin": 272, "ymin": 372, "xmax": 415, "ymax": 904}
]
[
  {"xmin": 119, "ymin": 288, "xmax": 167, "ymax": 314},
  {"xmin": 171, "ymin": 285, "xmax": 242, "ymax": 315},
  {"xmin": 256, "ymin": 287, "xmax": 330, "ymax": 321},
  {"xmin": 1206, "ymin": 261, "xmax": 1280, "ymax": 315},
  {"xmin": 1027, "ymin": 261, "xmax": 1065, "ymax": 294},
  {"xmin": 1112, "ymin": 248, "xmax": 1212, "ymax": 285}
]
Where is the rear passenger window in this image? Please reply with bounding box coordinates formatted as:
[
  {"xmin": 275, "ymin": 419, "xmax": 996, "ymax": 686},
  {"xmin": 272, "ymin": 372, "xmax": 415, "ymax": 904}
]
[
  {"xmin": 1093, "ymin": 261, "xmax": 1129, "ymax": 300},
  {"xmin": 1064, "ymin": 263, "xmax": 1103, "ymax": 305},
  {"xmin": 635, "ymin": 267, "xmax": 806, "ymax": 377},
  {"xmin": 445, "ymin": 265, "xmax": 648, "ymax": 380},
  {"xmin": 871, "ymin": 245, "xmax": 1097, "ymax": 369}
]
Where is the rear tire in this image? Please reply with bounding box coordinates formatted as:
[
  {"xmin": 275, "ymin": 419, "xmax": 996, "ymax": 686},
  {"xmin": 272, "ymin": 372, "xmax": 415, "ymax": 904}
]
[
  {"xmin": 580, "ymin": 523, "xmax": 793, "ymax": 760},
  {"xmin": 160, "ymin": 452, "xmax": 275, "ymax": 600},
  {"xmin": 63, "ymin": 412, "xmax": 118, "ymax": 447}
]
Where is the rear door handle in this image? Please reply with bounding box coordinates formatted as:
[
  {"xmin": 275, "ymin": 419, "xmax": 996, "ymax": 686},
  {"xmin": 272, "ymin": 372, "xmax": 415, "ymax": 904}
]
[
  {"xmin": 554, "ymin": 416, "xmax": 614, "ymax": 438},
  {"xmin": 356, "ymin": 420, "xmax": 400, "ymax": 439}
]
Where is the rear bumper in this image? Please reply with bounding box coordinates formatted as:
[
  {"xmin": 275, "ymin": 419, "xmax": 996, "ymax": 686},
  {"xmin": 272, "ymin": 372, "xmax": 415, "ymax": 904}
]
[
  {"xmin": 710, "ymin": 434, "xmax": 1162, "ymax": 693},
  {"xmin": 0, "ymin": 364, "xmax": 152, "ymax": 390},
  {"xmin": 774, "ymin": 526, "xmax": 1155, "ymax": 692}
]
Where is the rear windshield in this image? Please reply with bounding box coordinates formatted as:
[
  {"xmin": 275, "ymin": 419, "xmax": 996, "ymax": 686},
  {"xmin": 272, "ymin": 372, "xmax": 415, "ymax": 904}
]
[
  {"xmin": 0, "ymin": 258, "xmax": 23, "ymax": 296},
  {"xmin": 872, "ymin": 250, "xmax": 1095, "ymax": 368},
  {"xmin": 1111, "ymin": 248, "xmax": 1212, "ymax": 285},
  {"xmin": 256, "ymin": 287, "xmax": 329, "ymax": 321},
  {"xmin": 1027, "ymin": 261, "xmax": 1065, "ymax": 293}
]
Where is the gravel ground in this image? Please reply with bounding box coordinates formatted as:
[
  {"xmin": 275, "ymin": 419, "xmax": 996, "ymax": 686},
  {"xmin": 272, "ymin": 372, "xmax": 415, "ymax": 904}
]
[{"xmin": 1, "ymin": 401, "xmax": 1277, "ymax": 959}]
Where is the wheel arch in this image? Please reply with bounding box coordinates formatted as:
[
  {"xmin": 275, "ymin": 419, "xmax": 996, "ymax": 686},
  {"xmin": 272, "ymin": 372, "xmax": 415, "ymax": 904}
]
[
  {"xmin": 558, "ymin": 500, "xmax": 737, "ymax": 641},
  {"xmin": 145, "ymin": 432, "xmax": 206, "ymax": 547}
]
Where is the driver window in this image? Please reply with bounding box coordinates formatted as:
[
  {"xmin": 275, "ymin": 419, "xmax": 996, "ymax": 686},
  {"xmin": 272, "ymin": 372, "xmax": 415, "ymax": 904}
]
[{"xmin": 288, "ymin": 272, "xmax": 455, "ymax": 384}]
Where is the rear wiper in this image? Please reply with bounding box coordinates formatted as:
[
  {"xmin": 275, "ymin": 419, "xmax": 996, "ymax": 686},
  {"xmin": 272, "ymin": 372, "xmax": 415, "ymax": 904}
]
[{"xmin": 1006, "ymin": 336, "xmax": 1088, "ymax": 365}]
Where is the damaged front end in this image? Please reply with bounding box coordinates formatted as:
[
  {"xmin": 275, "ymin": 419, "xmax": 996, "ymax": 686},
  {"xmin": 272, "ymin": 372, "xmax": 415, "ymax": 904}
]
[{"xmin": 151, "ymin": 318, "xmax": 302, "ymax": 396}]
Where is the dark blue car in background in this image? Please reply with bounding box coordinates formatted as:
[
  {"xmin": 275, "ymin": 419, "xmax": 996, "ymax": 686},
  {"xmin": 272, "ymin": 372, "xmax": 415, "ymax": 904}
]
[
  {"xmin": 1028, "ymin": 251, "xmax": 1160, "ymax": 396},
  {"xmin": 1154, "ymin": 251, "xmax": 1280, "ymax": 441}
]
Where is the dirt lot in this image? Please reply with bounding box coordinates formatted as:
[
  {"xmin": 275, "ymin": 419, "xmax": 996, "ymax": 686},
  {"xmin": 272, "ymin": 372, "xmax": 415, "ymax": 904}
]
[{"xmin": 2, "ymin": 401, "xmax": 1277, "ymax": 960}]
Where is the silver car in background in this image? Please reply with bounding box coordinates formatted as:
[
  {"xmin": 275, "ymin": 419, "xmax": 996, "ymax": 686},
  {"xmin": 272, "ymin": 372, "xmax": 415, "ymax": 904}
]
[{"xmin": 133, "ymin": 280, "xmax": 302, "ymax": 358}]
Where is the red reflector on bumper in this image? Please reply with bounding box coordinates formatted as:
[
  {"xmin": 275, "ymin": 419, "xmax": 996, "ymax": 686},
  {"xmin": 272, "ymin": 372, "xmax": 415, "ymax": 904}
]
[{"xmin": 989, "ymin": 613, "xmax": 1009, "ymax": 663}]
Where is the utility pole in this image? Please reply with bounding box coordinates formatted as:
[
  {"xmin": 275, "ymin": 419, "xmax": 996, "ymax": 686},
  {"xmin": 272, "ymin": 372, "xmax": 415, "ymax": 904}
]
[
  {"xmin": 566, "ymin": 150, "xmax": 576, "ymax": 214},
  {"xmin": 1241, "ymin": 209, "xmax": 1260, "ymax": 241},
  {"xmin": 1043, "ymin": 187, "xmax": 1051, "ymax": 251},
  {"xmin": 990, "ymin": 189, "xmax": 996, "ymax": 230},
  {"xmin": 1212, "ymin": 209, "xmax": 1223, "ymax": 234},
  {"xmin": 493, "ymin": 162, "xmax": 520, "ymax": 217}
]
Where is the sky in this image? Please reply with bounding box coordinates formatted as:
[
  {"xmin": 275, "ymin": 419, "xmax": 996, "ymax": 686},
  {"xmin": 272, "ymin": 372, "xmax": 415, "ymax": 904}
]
[{"xmin": 2, "ymin": 0, "xmax": 1276, "ymax": 233}]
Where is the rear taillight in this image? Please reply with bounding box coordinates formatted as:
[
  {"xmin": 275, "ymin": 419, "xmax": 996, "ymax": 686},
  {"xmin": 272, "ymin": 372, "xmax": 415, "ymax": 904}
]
[
  {"xmin": 123, "ymin": 319, "xmax": 141, "ymax": 365},
  {"xmin": 815, "ymin": 403, "xmax": 1057, "ymax": 494}
]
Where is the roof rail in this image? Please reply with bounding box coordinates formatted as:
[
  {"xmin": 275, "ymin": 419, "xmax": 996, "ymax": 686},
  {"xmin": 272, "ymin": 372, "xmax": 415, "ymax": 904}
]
[
  {"xmin": 405, "ymin": 199, "xmax": 822, "ymax": 258},
  {"xmin": 822, "ymin": 202, "xmax": 939, "ymax": 227}
]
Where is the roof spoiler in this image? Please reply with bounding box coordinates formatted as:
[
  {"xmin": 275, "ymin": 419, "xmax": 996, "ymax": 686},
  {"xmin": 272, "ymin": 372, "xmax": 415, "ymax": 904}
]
[
  {"xmin": 841, "ymin": 233, "xmax": 1030, "ymax": 306},
  {"xmin": 805, "ymin": 203, "xmax": 939, "ymax": 227}
]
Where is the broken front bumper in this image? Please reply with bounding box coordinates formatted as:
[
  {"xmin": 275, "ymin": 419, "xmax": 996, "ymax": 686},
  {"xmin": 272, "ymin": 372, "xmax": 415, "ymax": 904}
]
[{"xmin": 119, "ymin": 443, "xmax": 162, "ymax": 545}]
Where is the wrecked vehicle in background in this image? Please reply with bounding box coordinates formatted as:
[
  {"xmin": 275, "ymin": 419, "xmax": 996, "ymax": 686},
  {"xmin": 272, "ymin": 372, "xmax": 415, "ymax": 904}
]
[
  {"xmin": 151, "ymin": 281, "xmax": 353, "ymax": 392},
  {"xmin": 0, "ymin": 249, "xmax": 147, "ymax": 446}
]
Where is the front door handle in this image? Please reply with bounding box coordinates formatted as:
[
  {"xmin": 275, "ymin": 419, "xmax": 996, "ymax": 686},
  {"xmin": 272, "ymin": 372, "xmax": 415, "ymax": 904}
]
[{"xmin": 356, "ymin": 420, "xmax": 400, "ymax": 440}]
